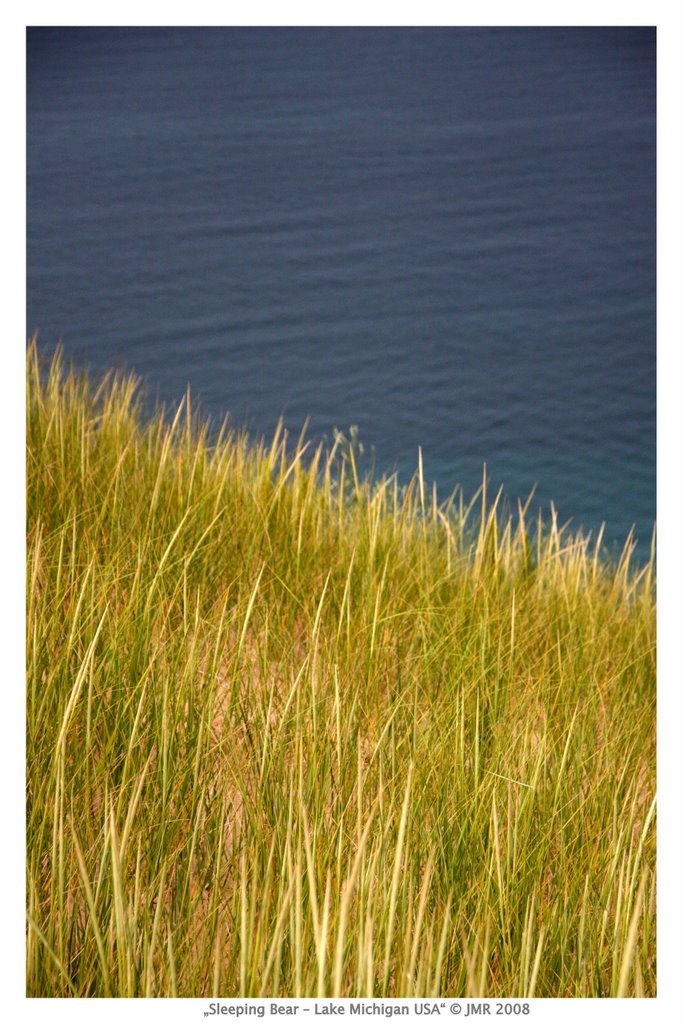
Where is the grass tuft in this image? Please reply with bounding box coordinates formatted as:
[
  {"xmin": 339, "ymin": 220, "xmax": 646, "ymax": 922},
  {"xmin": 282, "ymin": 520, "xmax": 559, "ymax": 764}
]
[{"xmin": 26, "ymin": 341, "xmax": 655, "ymax": 997}]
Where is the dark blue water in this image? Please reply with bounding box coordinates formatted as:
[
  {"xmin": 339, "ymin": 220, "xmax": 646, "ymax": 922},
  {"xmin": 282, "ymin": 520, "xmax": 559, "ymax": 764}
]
[{"xmin": 27, "ymin": 27, "xmax": 656, "ymax": 552}]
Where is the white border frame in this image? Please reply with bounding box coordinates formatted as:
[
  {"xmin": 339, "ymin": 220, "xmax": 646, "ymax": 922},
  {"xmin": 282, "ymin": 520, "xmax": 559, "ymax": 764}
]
[{"xmin": 4, "ymin": 5, "xmax": 680, "ymax": 1021}]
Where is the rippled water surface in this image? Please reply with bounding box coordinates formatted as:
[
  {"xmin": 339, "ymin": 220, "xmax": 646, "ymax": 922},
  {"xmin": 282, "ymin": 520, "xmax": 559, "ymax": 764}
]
[{"xmin": 27, "ymin": 27, "xmax": 656, "ymax": 551}]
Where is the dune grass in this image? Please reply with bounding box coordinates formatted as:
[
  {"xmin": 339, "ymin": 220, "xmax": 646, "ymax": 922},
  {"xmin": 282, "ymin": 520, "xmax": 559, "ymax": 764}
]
[{"xmin": 25, "ymin": 342, "xmax": 656, "ymax": 998}]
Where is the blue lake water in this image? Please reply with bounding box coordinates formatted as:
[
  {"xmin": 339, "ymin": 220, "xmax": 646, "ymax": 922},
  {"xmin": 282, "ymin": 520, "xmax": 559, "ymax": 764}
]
[{"xmin": 27, "ymin": 27, "xmax": 656, "ymax": 553}]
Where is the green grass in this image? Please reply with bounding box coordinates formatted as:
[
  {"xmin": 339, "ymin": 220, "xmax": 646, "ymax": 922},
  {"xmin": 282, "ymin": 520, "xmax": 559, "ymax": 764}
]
[{"xmin": 26, "ymin": 342, "xmax": 656, "ymax": 998}]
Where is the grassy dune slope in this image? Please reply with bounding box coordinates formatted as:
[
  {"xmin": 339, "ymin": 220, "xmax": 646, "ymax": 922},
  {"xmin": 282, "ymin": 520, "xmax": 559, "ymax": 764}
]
[{"xmin": 26, "ymin": 343, "xmax": 656, "ymax": 997}]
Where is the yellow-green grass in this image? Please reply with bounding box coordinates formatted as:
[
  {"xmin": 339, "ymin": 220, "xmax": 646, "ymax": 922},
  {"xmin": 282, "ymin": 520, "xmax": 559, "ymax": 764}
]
[{"xmin": 26, "ymin": 342, "xmax": 656, "ymax": 998}]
